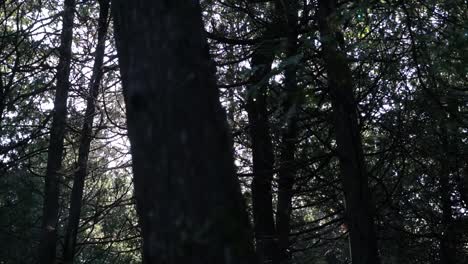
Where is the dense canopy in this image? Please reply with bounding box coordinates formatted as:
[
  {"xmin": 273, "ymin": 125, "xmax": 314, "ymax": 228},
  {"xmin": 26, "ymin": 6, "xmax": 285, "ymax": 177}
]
[{"xmin": 0, "ymin": 0, "xmax": 466, "ymax": 263}]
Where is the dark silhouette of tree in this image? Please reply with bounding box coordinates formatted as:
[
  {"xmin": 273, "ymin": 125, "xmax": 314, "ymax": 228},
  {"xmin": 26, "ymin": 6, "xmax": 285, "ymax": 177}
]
[
  {"xmin": 247, "ymin": 24, "xmax": 278, "ymax": 264},
  {"xmin": 276, "ymin": 1, "xmax": 301, "ymax": 262},
  {"xmin": 317, "ymin": 0, "xmax": 380, "ymax": 263},
  {"xmin": 0, "ymin": 0, "xmax": 466, "ymax": 263},
  {"xmin": 38, "ymin": 0, "xmax": 76, "ymax": 263},
  {"xmin": 62, "ymin": 0, "xmax": 110, "ymax": 262},
  {"xmin": 111, "ymin": 0, "xmax": 255, "ymax": 263}
]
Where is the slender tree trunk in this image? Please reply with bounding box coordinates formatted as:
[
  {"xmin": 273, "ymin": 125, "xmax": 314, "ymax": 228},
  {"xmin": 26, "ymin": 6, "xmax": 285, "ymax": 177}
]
[
  {"xmin": 439, "ymin": 159, "xmax": 456, "ymax": 264},
  {"xmin": 462, "ymin": 162, "xmax": 468, "ymax": 208},
  {"xmin": 276, "ymin": 1, "xmax": 300, "ymax": 263},
  {"xmin": 317, "ymin": 1, "xmax": 380, "ymax": 264},
  {"xmin": 438, "ymin": 100, "xmax": 458, "ymax": 264},
  {"xmin": 0, "ymin": 75, "xmax": 5, "ymax": 127},
  {"xmin": 111, "ymin": 1, "xmax": 255, "ymax": 263},
  {"xmin": 38, "ymin": 0, "xmax": 75, "ymax": 263},
  {"xmin": 62, "ymin": 1, "xmax": 110, "ymax": 262},
  {"xmin": 276, "ymin": 115, "xmax": 296, "ymax": 264},
  {"xmin": 246, "ymin": 35, "xmax": 278, "ymax": 264}
]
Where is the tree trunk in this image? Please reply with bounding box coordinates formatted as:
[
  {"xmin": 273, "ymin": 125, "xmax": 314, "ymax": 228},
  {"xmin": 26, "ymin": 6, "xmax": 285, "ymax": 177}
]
[
  {"xmin": 276, "ymin": 0, "xmax": 299, "ymax": 262},
  {"xmin": 439, "ymin": 160, "xmax": 456, "ymax": 264},
  {"xmin": 62, "ymin": 0, "xmax": 110, "ymax": 262},
  {"xmin": 111, "ymin": 1, "xmax": 256, "ymax": 263},
  {"xmin": 246, "ymin": 34, "xmax": 278, "ymax": 264},
  {"xmin": 317, "ymin": 1, "xmax": 380, "ymax": 264},
  {"xmin": 438, "ymin": 99, "xmax": 458, "ymax": 264},
  {"xmin": 276, "ymin": 117, "xmax": 296, "ymax": 264},
  {"xmin": 38, "ymin": 0, "xmax": 75, "ymax": 263},
  {"xmin": 462, "ymin": 162, "xmax": 468, "ymax": 208},
  {"xmin": 325, "ymin": 251, "xmax": 341, "ymax": 264}
]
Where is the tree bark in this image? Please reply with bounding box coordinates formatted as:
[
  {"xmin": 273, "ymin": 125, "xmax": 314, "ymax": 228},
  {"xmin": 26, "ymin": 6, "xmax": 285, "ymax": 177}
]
[
  {"xmin": 62, "ymin": 0, "xmax": 110, "ymax": 262},
  {"xmin": 317, "ymin": 1, "xmax": 380, "ymax": 264},
  {"xmin": 38, "ymin": 0, "xmax": 75, "ymax": 263},
  {"xmin": 111, "ymin": 1, "xmax": 256, "ymax": 263}
]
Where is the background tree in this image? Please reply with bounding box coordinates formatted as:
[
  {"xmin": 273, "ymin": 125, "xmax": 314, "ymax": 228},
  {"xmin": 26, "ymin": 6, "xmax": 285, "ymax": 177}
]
[
  {"xmin": 317, "ymin": 0, "xmax": 380, "ymax": 263},
  {"xmin": 38, "ymin": 0, "xmax": 76, "ymax": 262},
  {"xmin": 62, "ymin": 0, "xmax": 110, "ymax": 262}
]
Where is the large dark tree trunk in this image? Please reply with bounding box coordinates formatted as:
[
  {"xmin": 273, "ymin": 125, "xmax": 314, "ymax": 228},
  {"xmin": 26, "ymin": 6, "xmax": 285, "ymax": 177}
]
[
  {"xmin": 38, "ymin": 0, "xmax": 75, "ymax": 263},
  {"xmin": 246, "ymin": 34, "xmax": 278, "ymax": 264},
  {"xmin": 276, "ymin": 1, "xmax": 300, "ymax": 263},
  {"xmin": 62, "ymin": 1, "xmax": 110, "ymax": 262},
  {"xmin": 317, "ymin": 1, "xmax": 380, "ymax": 264},
  {"xmin": 111, "ymin": 1, "xmax": 255, "ymax": 263}
]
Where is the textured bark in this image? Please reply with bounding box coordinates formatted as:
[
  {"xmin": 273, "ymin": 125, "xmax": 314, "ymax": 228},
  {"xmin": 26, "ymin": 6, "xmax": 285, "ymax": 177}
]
[
  {"xmin": 317, "ymin": 1, "xmax": 380, "ymax": 264},
  {"xmin": 276, "ymin": 1, "xmax": 299, "ymax": 263},
  {"xmin": 111, "ymin": 1, "xmax": 255, "ymax": 263},
  {"xmin": 246, "ymin": 35, "xmax": 278, "ymax": 264},
  {"xmin": 62, "ymin": 1, "xmax": 110, "ymax": 262},
  {"xmin": 38, "ymin": 0, "xmax": 75, "ymax": 263}
]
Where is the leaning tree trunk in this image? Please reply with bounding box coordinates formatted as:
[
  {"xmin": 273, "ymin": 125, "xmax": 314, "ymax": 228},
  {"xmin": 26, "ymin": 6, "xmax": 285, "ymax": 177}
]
[
  {"xmin": 62, "ymin": 0, "xmax": 110, "ymax": 262},
  {"xmin": 38, "ymin": 0, "xmax": 75, "ymax": 263},
  {"xmin": 246, "ymin": 34, "xmax": 278, "ymax": 264},
  {"xmin": 111, "ymin": 1, "xmax": 255, "ymax": 263},
  {"xmin": 317, "ymin": 1, "xmax": 380, "ymax": 264}
]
